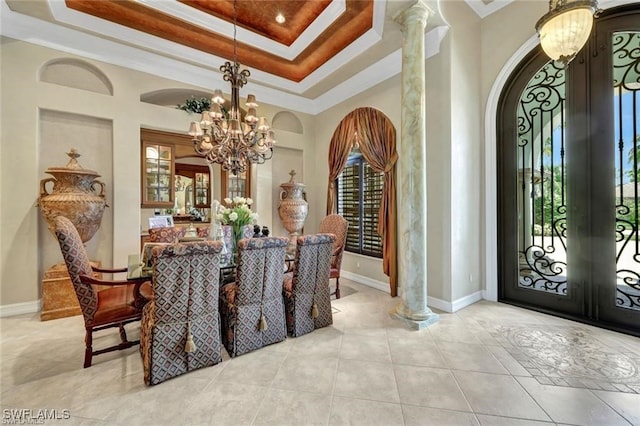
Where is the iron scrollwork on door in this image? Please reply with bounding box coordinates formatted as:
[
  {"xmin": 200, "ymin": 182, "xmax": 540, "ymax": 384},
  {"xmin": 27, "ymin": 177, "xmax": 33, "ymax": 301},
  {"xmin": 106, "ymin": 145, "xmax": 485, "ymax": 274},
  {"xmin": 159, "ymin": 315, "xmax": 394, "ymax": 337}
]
[
  {"xmin": 613, "ymin": 31, "xmax": 640, "ymax": 311},
  {"xmin": 516, "ymin": 60, "xmax": 568, "ymax": 294}
]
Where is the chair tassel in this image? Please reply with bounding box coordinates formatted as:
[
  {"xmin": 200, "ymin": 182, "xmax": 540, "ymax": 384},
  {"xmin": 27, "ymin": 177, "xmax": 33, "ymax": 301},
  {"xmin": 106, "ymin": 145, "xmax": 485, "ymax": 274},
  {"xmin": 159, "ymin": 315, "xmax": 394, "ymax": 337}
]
[
  {"xmin": 259, "ymin": 314, "xmax": 268, "ymax": 331},
  {"xmin": 311, "ymin": 303, "xmax": 319, "ymax": 319},
  {"xmin": 185, "ymin": 322, "xmax": 197, "ymax": 353}
]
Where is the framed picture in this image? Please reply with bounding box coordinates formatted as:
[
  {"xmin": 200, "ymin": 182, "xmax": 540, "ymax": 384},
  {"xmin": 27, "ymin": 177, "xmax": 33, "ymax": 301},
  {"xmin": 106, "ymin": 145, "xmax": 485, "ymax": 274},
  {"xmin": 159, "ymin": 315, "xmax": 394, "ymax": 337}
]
[{"xmin": 148, "ymin": 215, "xmax": 174, "ymax": 229}]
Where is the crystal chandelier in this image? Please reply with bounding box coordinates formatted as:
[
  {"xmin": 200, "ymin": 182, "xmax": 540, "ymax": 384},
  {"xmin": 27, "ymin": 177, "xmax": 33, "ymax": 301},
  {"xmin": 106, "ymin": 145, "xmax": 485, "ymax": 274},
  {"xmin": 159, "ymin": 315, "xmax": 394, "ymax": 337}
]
[
  {"xmin": 535, "ymin": 0, "xmax": 599, "ymax": 67},
  {"xmin": 188, "ymin": 0, "xmax": 275, "ymax": 176}
]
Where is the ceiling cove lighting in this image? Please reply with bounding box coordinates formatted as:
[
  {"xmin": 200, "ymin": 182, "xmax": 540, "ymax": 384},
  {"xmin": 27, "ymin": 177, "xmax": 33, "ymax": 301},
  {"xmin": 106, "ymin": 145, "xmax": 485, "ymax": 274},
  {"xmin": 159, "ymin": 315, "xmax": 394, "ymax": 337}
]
[{"xmin": 535, "ymin": 0, "xmax": 599, "ymax": 67}]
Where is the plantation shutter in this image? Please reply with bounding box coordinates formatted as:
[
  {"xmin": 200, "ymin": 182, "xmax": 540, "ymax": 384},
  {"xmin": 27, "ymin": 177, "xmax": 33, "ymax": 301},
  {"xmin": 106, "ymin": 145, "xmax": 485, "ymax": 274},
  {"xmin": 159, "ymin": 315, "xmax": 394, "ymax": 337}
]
[{"xmin": 337, "ymin": 156, "xmax": 383, "ymax": 258}]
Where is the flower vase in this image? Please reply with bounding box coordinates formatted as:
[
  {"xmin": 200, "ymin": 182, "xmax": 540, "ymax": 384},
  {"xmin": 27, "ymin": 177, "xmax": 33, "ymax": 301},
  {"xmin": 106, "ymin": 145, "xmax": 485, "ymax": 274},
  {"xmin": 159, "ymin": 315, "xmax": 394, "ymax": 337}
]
[{"xmin": 232, "ymin": 226, "xmax": 242, "ymax": 262}]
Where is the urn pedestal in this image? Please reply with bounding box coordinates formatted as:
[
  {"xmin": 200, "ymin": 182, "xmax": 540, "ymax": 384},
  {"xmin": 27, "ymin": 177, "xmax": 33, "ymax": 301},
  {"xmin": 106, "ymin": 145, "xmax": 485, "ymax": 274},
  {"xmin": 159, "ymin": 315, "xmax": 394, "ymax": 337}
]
[
  {"xmin": 38, "ymin": 149, "xmax": 108, "ymax": 321},
  {"xmin": 278, "ymin": 170, "xmax": 308, "ymax": 253},
  {"xmin": 40, "ymin": 261, "xmax": 103, "ymax": 321}
]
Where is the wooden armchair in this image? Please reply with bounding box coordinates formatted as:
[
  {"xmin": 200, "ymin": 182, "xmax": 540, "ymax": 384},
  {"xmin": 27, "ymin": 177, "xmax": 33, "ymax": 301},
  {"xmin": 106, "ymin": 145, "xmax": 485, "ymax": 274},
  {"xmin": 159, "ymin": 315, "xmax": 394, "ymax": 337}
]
[
  {"xmin": 140, "ymin": 240, "xmax": 223, "ymax": 385},
  {"xmin": 54, "ymin": 216, "xmax": 151, "ymax": 368},
  {"xmin": 282, "ymin": 233, "xmax": 335, "ymax": 337},
  {"xmin": 318, "ymin": 214, "xmax": 348, "ymax": 298},
  {"xmin": 219, "ymin": 237, "xmax": 289, "ymax": 357}
]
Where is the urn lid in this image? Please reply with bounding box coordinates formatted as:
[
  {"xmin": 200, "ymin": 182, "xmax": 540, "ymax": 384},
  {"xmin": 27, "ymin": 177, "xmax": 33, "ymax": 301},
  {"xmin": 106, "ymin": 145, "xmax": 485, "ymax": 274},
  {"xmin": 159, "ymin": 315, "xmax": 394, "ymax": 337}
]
[
  {"xmin": 280, "ymin": 169, "xmax": 305, "ymax": 189},
  {"xmin": 45, "ymin": 148, "xmax": 101, "ymax": 177}
]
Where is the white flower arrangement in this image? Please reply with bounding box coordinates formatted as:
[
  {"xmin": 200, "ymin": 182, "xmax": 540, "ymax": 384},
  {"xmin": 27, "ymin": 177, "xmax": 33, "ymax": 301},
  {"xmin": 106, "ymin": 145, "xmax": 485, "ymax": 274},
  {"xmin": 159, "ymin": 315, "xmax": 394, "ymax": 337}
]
[{"xmin": 215, "ymin": 198, "xmax": 259, "ymax": 248}]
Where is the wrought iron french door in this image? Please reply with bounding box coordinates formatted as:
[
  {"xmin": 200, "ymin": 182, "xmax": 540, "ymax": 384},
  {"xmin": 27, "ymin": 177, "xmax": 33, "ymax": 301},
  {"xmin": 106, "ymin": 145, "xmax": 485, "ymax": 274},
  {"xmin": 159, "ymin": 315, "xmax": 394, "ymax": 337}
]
[{"xmin": 498, "ymin": 5, "xmax": 640, "ymax": 336}]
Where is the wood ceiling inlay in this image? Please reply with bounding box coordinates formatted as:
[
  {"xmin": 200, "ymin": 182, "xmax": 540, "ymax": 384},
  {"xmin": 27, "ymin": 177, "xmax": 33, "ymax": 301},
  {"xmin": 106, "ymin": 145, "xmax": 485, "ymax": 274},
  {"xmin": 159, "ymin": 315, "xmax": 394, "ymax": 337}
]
[
  {"xmin": 179, "ymin": 0, "xmax": 332, "ymax": 46},
  {"xmin": 64, "ymin": 0, "xmax": 373, "ymax": 83}
]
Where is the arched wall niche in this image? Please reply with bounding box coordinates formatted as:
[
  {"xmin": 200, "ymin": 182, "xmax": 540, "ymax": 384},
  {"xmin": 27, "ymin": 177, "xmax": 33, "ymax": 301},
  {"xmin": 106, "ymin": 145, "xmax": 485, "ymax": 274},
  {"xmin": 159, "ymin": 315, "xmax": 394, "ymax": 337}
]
[
  {"xmin": 140, "ymin": 88, "xmax": 212, "ymax": 108},
  {"xmin": 272, "ymin": 111, "xmax": 303, "ymax": 134},
  {"xmin": 40, "ymin": 58, "xmax": 113, "ymax": 95}
]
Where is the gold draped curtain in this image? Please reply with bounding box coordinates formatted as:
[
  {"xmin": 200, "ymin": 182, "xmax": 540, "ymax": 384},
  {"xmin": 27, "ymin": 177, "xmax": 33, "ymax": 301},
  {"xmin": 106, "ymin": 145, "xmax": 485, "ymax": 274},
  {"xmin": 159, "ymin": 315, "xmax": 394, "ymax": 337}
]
[{"xmin": 325, "ymin": 107, "xmax": 398, "ymax": 296}]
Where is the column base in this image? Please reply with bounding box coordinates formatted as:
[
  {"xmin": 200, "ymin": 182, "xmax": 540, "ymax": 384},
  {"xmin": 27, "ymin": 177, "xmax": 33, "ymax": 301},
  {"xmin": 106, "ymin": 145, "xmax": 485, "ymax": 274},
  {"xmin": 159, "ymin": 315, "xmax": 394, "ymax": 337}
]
[{"xmin": 390, "ymin": 302, "xmax": 440, "ymax": 330}]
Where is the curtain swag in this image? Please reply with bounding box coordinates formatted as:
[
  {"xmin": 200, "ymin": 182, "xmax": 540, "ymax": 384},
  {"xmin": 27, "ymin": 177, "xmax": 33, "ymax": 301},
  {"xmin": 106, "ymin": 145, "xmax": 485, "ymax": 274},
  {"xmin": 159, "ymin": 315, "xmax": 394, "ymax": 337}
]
[{"xmin": 325, "ymin": 107, "xmax": 398, "ymax": 296}]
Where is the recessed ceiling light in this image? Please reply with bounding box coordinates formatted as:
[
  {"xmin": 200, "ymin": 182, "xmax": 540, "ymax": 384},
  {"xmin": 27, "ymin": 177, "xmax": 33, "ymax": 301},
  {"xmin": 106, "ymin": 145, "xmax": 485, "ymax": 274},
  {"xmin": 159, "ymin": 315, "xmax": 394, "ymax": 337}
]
[{"xmin": 275, "ymin": 13, "xmax": 285, "ymax": 24}]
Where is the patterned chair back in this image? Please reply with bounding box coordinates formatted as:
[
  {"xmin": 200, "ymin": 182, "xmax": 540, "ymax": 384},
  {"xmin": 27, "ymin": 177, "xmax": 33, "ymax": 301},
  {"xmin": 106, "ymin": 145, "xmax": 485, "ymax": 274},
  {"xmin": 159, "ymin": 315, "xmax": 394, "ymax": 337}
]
[
  {"xmin": 220, "ymin": 237, "xmax": 289, "ymax": 357},
  {"xmin": 318, "ymin": 215, "xmax": 348, "ymax": 271},
  {"xmin": 242, "ymin": 224, "xmax": 254, "ymax": 238},
  {"xmin": 147, "ymin": 226, "xmax": 187, "ymax": 243},
  {"xmin": 195, "ymin": 226, "xmax": 210, "ymax": 238},
  {"xmin": 140, "ymin": 240, "xmax": 223, "ymax": 385},
  {"xmin": 54, "ymin": 216, "xmax": 98, "ymax": 325},
  {"xmin": 284, "ymin": 233, "xmax": 335, "ymax": 337}
]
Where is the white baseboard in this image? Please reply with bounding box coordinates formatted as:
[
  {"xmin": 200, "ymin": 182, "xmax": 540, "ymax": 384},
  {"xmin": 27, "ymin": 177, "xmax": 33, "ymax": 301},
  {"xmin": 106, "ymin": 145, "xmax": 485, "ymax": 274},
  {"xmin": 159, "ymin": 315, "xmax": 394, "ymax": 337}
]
[
  {"xmin": 341, "ymin": 272, "xmax": 484, "ymax": 314},
  {"xmin": 0, "ymin": 299, "xmax": 41, "ymax": 317},
  {"xmin": 427, "ymin": 296, "xmax": 452, "ymax": 313},
  {"xmin": 452, "ymin": 290, "xmax": 484, "ymax": 312},
  {"xmin": 429, "ymin": 290, "xmax": 484, "ymax": 313},
  {"xmin": 340, "ymin": 270, "xmax": 389, "ymax": 293}
]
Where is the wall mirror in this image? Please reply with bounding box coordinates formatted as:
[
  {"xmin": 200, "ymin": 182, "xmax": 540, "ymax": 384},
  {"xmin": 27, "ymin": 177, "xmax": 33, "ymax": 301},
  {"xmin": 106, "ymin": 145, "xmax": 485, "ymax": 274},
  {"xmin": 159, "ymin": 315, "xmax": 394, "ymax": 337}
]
[{"xmin": 175, "ymin": 157, "xmax": 211, "ymax": 221}]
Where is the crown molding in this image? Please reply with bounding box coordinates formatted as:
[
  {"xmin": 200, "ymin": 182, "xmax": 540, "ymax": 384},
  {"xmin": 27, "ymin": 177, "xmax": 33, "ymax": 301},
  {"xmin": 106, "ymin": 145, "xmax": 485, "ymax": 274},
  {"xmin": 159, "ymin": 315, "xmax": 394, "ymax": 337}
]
[
  {"xmin": 464, "ymin": 0, "xmax": 514, "ymax": 19},
  {"xmin": 1, "ymin": 0, "xmax": 448, "ymax": 115},
  {"xmin": 45, "ymin": 0, "xmax": 385, "ymax": 94}
]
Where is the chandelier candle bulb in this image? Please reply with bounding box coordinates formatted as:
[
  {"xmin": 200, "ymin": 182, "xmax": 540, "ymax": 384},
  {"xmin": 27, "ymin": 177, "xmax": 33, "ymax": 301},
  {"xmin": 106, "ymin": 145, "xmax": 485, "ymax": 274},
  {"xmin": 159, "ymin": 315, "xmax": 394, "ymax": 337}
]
[
  {"xmin": 258, "ymin": 117, "xmax": 269, "ymax": 132},
  {"xmin": 246, "ymin": 94, "xmax": 258, "ymax": 108},
  {"xmin": 213, "ymin": 89, "xmax": 224, "ymax": 104},
  {"xmin": 188, "ymin": 122, "xmax": 203, "ymax": 136},
  {"xmin": 246, "ymin": 108, "xmax": 258, "ymax": 123},
  {"xmin": 210, "ymin": 103, "xmax": 222, "ymax": 118},
  {"xmin": 200, "ymin": 111, "xmax": 212, "ymax": 126}
]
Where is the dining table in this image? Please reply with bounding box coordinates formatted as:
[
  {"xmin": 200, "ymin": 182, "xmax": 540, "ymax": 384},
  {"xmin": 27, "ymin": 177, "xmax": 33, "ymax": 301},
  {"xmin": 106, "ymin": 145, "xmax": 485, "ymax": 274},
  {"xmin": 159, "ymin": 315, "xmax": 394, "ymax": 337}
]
[{"xmin": 127, "ymin": 242, "xmax": 296, "ymax": 291}]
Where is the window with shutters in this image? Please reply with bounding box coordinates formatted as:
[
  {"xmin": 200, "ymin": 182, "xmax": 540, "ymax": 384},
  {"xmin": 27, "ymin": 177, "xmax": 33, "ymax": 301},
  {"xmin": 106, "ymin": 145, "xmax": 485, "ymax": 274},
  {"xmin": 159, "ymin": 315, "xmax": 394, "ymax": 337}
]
[{"xmin": 336, "ymin": 153, "xmax": 383, "ymax": 258}]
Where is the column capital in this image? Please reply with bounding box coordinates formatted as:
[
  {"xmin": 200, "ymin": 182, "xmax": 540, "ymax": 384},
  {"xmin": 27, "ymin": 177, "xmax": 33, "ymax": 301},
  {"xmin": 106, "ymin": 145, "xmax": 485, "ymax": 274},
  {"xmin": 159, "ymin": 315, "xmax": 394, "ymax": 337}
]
[{"xmin": 393, "ymin": 0, "xmax": 432, "ymax": 30}]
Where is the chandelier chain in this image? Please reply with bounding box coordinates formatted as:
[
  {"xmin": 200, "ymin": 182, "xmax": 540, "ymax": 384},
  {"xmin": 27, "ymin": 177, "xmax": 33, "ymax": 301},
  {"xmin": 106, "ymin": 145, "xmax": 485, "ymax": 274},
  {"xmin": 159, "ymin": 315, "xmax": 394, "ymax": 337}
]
[{"xmin": 233, "ymin": 0, "xmax": 238, "ymax": 65}]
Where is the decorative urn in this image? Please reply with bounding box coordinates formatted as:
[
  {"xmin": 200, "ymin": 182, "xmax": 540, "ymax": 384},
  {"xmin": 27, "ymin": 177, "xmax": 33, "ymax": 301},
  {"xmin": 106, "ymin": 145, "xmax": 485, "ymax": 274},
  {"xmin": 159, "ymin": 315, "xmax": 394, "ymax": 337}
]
[
  {"xmin": 278, "ymin": 170, "xmax": 308, "ymax": 245},
  {"xmin": 38, "ymin": 148, "xmax": 107, "ymax": 243}
]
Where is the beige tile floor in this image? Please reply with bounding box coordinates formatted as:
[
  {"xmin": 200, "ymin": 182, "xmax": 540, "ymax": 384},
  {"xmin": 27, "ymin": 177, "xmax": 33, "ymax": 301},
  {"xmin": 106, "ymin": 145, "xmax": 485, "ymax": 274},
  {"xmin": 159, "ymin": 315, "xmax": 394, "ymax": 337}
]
[{"xmin": 2, "ymin": 279, "xmax": 640, "ymax": 425}]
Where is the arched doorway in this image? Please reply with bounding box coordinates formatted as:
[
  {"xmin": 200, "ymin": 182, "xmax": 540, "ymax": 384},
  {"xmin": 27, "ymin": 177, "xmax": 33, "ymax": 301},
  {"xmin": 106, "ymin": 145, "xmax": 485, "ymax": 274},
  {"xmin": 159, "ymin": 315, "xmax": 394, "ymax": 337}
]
[{"xmin": 497, "ymin": 5, "xmax": 640, "ymax": 336}]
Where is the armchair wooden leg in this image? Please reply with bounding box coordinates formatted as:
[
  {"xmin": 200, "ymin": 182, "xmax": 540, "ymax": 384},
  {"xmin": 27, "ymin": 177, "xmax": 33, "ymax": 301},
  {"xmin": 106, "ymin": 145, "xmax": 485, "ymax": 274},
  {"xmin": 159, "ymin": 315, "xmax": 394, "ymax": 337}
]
[
  {"xmin": 84, "ymin": 329, "xmax": 93, "ymax": 368},
  {"xmin": 335, "ymin": 278, "xmax": 341, "ymax": 299},
  {"xmin": 119, "ymin": 323, "xmax": 128, "ymax": 343}
]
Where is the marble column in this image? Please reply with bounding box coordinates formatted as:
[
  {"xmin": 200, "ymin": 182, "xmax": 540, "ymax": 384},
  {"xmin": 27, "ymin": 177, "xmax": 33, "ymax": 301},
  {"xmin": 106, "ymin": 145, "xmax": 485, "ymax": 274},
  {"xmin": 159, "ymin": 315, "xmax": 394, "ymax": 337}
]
[{"xmin": 391, "ymin": 0, "xmax": 440, "ymax": 330}]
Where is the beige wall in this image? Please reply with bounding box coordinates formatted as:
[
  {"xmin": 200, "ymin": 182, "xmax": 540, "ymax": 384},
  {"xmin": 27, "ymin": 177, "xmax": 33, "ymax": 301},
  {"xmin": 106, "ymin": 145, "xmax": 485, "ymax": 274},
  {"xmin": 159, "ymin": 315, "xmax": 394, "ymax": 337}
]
[
  {"xmin": 0, "ymin": 38, "xmax": 314, "ymax": 308},
  {"xmin": 442, "ymin": 1, "xmax": 483, "ymax": 301},
  {"xmin": 313, "ymin": 75, "xmax": 402, "ymax": 287}
]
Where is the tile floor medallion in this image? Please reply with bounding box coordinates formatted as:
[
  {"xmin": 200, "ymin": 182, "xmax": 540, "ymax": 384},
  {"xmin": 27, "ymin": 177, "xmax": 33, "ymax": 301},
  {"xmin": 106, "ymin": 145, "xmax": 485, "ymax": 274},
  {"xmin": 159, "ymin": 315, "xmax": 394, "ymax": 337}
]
[{"xmin": 487, "ymin": 323, "xmax": 640, "ymax": 393}]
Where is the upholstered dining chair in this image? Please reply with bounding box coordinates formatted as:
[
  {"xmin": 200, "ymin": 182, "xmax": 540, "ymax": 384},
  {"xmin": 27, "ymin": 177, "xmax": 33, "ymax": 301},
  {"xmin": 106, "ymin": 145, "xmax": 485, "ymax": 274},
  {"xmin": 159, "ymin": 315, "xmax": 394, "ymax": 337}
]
[
  {"xmin": 147, "ymin": 226, "xmax": 187, "ymax": 243},
  {"xmin": 140, "ymin": 240, "xmax": 223, "ymax": 385},
  {"xmin": 282, "ymin": 233, "xmax": 335, "ymax": 337},
  {"xmin": 195, "ymin": 226, "xmax": 210, "ymax": 238},
  {"xmin": 219, "ymin": 237, "xmax": 289, "ymax": 357},
  {"xmin": 318, "ymin": 214, "xmax": 348, "ymax": 298},
  {"xmin": 54, "ymin": 216, "xmax": 152, "ymax": 368}
]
